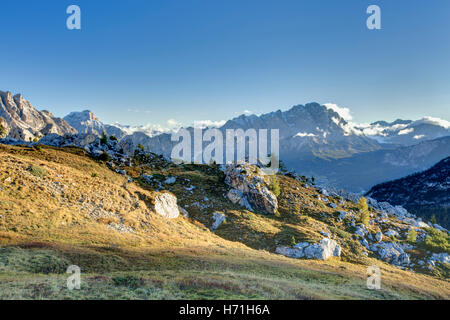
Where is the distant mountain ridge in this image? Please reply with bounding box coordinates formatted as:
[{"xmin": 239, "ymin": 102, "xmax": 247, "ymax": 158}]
[
  {"xmin": 63, "ymin": 110, "xmax": 127, "ymax": 139},
  {"xmin": 366, "ymin": 156, "xmax": 450, "ymax": 228},
  {"xmin": 297, "ymin": 136, "xmax": 450, "ymax": 193},
  {"xmin": 222, "ymin": 103, "xmax": 381, "ymax": 160},
  {"xmin": 355, "ymin": 117, "xmax": 450, "ymax": 146},
  {"xmin": 1, "ymin": 90, "xmax": 449, "ymax": 193}
]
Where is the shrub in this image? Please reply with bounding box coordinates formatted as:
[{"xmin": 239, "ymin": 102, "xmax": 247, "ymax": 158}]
[
  {"xmin": 91, "ymin": 172, "xmax": 98, "ymax": 178},
  {"xmin": 112, "ymin": 275, "xmax": 144, "ymax": 289},
  {"xmin": 407, "ymin": 228, "xmax": 417, "ymax": 243},
  {"xmin": 27, "ymin": 253, "xmax": 69, "ymax": 274},
  {"xmin": 137, "ymin": 144, "xmax": 145, "ymax": 151},
  {"xmin": 98, "ymin": 151, "xmax": 111, "ymax": 162},
  {"xmin": 28, "ymin": 165, "xmax": 47, "ymax": 177},
  {"xmin": 109, "ymin": 135, "xmax": 118, "ymax": 142},
  {"xmin": 100, "ymin": 131, "xmax": 108, "ymax": 145},
  {"xmin": 423, "ymin": 228, "xmax": 450, "ymax": 253},
  {"xmin": 0, "ymin": 123, "xmax": 4, "ymax": 136},
  {"xmin": 269, "ymin": 176, "xmax": 281, "ymax": 197}
]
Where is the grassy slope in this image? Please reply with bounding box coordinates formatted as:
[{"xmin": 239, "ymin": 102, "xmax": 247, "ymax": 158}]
[{"xmin": 0, "ymin": 144, "xmax": 448, "ymax": 299}]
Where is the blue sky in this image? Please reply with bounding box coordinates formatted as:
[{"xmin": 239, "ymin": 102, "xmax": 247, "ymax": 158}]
[{"xmin": 1, "ymin": 0, "xmax": 449, "ymax": 127}]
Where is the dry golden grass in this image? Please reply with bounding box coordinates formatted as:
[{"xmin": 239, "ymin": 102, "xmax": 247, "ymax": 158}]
[{"xmin": 0, "ymin": 144, "xmax": 449, "ymax": 299}]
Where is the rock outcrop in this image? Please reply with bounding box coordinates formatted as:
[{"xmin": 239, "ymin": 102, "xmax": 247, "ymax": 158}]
[
  {"xmin": 224, "ymin": 163, "xmax": 278, "ymax": 214},
  {"xmin": 370, "ymin": 242, "xmax": 411, "ymax": 266},
  {"xmin": 153, "ymin": 192, "xmax": 180, "ymax": 219},
  {"xmin": 210, "ymin": 212, "xmax": 226, "ymax": 230},
  {"xmin": 0, "ymin": 116, "xmax": 10, "ymax": 138},
  {"xmin": 276, "ymin": 238, "xmax": 341, "ymax": 261}
]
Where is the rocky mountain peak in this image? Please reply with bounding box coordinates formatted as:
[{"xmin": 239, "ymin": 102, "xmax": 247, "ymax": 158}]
[
  {"xmin": 0, "ymin": 90, "xmax": 76, "ymax": 140},
  {"xmin": 65, "ymin": 110, "xmax": 99, "ymax": 122}
]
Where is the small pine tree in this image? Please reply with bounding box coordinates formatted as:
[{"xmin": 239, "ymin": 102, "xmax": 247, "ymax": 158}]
[
  {"xmin": 357, "ymin": 197, "xmax": 370, "ymax": 226},
  {"xmin": 407, "ymin": 228, "xmax": 417, "ymax": 243},
  {"xmin": 359, "ymin": 210, "xmax": 370, "ymax": 227},
  {"xmin": 100, "ymin": 131, "xmax": 108, "ymax": 145},
  {"xmin": 431, "ymin": 214, "xmax": 437, "ymax": 225},
  {"xmin": 269, "ymin": 176, "xmax": 281, "ymax": 197},
  {"xmin": 357, "ymin": 196, "xmax": 369, "ymax": 212},
  {"xmin": 98, "ymin": 150, "xmax": 110, "ymax": 162},
  {"xmin": 290, "ymin": 236, "xmax": 296, "ymax": 247}
]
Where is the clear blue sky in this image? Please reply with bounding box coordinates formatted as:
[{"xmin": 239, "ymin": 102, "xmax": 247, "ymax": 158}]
[{"xmin": 1, "ymin": 0, "xmax": 449, "ymax": 126}]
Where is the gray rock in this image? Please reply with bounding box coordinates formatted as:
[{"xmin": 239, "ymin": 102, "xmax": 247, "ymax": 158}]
[
  {"xmin": 375, "ymin": 231, "xmax": 383, "ymax": 242},
  {"xmin": 338, "ymin": 210, "xmax": 347, "ymax": 219},
  {"xmin": 164, "ymin": 176, "xmax": 177, "ymax": 185},
  {"xmin": 385, "ymin": 229, "xmax": 400, "ymax": 238},
  {"xmin": 210, "ymin": 212, "xmax": 226, "ymax": 230},
  {"xmin": 225, "ymin": 164, "xmax": 278, "ymax": 214},
  {"xmin": 275, "ymin": 246, "xmax": 304, "ymax": 258},
  {"xmin": 355, "ymin": 225, "xmax": 367, "ymax": 237},
  {"xmin": 429, "ymin": 252, "xmax": 450, "ymax": 265},
  {"xmin": 276, "ymin": 238, "xmax": 341, "ymax": 261},
  {"xmin": 153, "ymin": 192, "xmax": 179, "ymax": 219},
  {"xmin": 371, "ymin": 242, "xmax": 410, "ymax": 266},
  {"xmin": 227, "ymin": 189, "xmax": 253, "ymax": 210},
  {"xmin": 178, "ymin": 206, "xmax": 189, "ymax": 218}
]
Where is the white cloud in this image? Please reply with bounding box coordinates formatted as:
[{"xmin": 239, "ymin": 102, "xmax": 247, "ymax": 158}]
[
  {"xmin": 111, "ymin": 122, "xmax": 173, "ymax": 137},
  {"xmin": 167, "ymin": 118, "xmax": 182, "ymax": 128},
  {"xmin": 398, "ymin": 128, "xmax": 414, "ymax": 135},
  {"xmin": 324, "ymin": 103, "xmax": 353, "ymax": 121},
  {"xmin": 193, "ymin": 120, "xmax": 226, "ymax": 128},
  {"xmin": 243, "ymin": 110, "xmax": 252, "ymax": 115},
  {"xmin": 414, "ymin": 116, "xmax": 450, "ymax": 129}
]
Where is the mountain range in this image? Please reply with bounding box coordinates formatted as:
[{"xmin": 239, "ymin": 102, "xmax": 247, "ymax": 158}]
[
  {"xmin": 1, "ymin": 90, "xmax": 449, "ymax": 193},
  {"xmin": 367, "ymin": 156, "xmax": 450, "ymax": 228}
]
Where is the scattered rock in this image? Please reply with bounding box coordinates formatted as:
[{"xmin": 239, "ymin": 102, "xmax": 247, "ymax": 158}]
[
  {"xmin": 355, "ymin": 225, "xmax": 367, "ymax": 237},
  {"xmin": 338, "ymin": 210, "xmax": 347, "ymax": 219},
  {"xmin": 371, "ymin": 242, "xmax": 410, "ymax": 266},
  {"xmin": 164, "ymin": 176, "xmax": 177, "ymax": 185},
  {"xmin": 210, "ymin": 212, "xmax": 226, "ymax": 231},
  {"xmin": 385, "ymin": 229, "xmax": 400, "ymax": 238},
  {"xmin": 153, "ymin": 192, "xmax": 179, "ymax": 219},
  {"xmin": 178, "ymin": 206, "xmax": 189, "ymax": 218},
  {"xmin": 375, "ymin": 231, "xmax": 383, "ymax": 242},
  {"xmin": 276, "ymin": 238, "xmax": 341, "ymax": 261}
]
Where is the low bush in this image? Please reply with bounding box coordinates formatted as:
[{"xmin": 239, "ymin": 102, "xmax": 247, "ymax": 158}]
[
  {"xmin": 423, "ymin": 228, "xmax": 449, "ymax": 253},
  {"xmin": 28, "ymin": 165, "xmax": 47, "ymax": 177}
]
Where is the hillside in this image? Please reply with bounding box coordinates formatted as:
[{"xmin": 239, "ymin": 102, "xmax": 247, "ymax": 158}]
[
  {"xmin": 367, "ymin": 157, "xmax": 450, "ymax": 228},
  {"xmin": 0, "ymin": 142, "xmax": 449, "ymax": 299}
]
